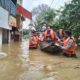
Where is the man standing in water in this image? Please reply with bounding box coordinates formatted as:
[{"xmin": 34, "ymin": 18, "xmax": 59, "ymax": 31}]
[
  {"xmin": 43, "ymin": 25, "xmax": 57, "ymax": 43},
  {"xmin": 56, "ymin": 30, "xmax": 77, "ymax": 58}
]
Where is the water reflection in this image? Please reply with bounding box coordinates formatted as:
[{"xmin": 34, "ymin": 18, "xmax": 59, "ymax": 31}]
[
  {"xmin": 0, "ymin": 41, "xmax": 80, "ymax": 80},
  {"xmin": 19, "ymin": 40, "xmax": 30, "ymax": 69}
]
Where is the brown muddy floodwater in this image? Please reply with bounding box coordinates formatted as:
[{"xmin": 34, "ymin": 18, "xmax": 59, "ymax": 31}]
[{"xmin": 0, "ymin": 40, "xmax": 80, "ymax": 80}]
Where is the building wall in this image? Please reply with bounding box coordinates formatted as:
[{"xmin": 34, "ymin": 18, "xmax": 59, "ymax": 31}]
[
  {"xmin": 0, "ymin": 0, "xmax": 16, "ymax": 16},
  {"xmin": 0, "ymin": 7, "xmax": 11, "ymax": 30},
  {"xmin": 0, "ymin": 0, "xmax": 18, "ymax": 44},
  {"xmin": 2, "ymin": 29, "xmax": 9, "ymax": 44},
  {"xmin": 0, "ymin": 6, "xmax": 10, "ymax": 44},
  {"xmin": 17, "ymin": 0, "xmax": 23, "ymax": 41},
  {"xmin": 11, "ymin": 0, "xmax": 17, "ymax": 5},
  {"xmin": 0, "ymin": 29, "xmax": 2, "ymax": 45},
  {"xmin": 8, "ymin": 31, "xmax": 11, "ymax": 43}
]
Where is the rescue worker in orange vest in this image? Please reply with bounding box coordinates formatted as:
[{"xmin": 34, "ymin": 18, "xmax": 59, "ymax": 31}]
[
  {"xmin": 43, "ymin": 25, "xmax": 57, "ymax": 43},
  {"xmin": 29, "ymin": 31, "xmax": 39, "ymax": 49},
  {"xmin": 56, "ymin": 31, "xmax": 77, "ymax": 58}
]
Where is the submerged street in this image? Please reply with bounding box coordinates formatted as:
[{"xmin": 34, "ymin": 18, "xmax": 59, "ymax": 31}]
[
  {"xmin": 0, "ymin": 40, "xmax": 80, "ymax": 80},
  {"xmin": 0, "ymin": 0, "xmax": 80, "ymax": 80}
]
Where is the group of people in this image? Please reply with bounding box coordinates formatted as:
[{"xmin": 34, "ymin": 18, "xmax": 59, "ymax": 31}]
[{"xmin": 29, "ymin": 25, "xmax": 77, "ymax": 58}]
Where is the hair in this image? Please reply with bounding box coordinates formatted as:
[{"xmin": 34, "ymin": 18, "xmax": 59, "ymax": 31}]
[
  {"xmin": 47, "ymin": 24, "xmax": 52, "ymax": 27},
  {"xmin": 32, "ymin": 30, "xmax": 37, "ymax": 34},
  {"xmin": 65, "ymin": 30, "xmax": 72, "ymax": 36}
]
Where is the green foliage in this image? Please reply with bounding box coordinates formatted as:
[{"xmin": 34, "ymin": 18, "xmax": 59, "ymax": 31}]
[
  {"xmin": 32, "ymin": 0, "xmax": 80, "ymax": 41},
  {"xmin": 43, "ymin": 8, "xmax": 56, "ymax": 23},
  {"xmin": 37, "ymin": 8, "xmax": 56, "ymax": 30},
  {"xmin": 23, "ymin": 29, "xmax": 29, "ymax": 39},
  {"xmin": 32, "ymin": 4, "xmax": 56, "ymax": 31},
  {"xmin": 32, "ymin": 4, "xmax": 49, "ymax": 16},
  {"xmin": 58, "ymin": 0, "xmax": 80, "ymax": 38}
]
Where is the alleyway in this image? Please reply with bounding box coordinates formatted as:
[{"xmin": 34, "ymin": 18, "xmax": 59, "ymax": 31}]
[{"xmin": 0, "ymin": 40, "xmax": 80, "ymax": 80}]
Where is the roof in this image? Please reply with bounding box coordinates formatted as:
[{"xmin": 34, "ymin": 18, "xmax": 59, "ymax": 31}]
[{"xmin": 17, "ymin": 4, "xmax": 32, "ymax": 20}]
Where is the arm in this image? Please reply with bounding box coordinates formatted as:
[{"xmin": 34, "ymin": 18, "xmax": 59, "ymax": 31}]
[{"xmin": 60, "ymin": 39, "xmax": 74, "ymax": 50}]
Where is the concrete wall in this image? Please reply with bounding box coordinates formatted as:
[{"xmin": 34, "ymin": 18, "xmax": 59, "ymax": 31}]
[
  {"xmin": 0, "ymin": 7, "xmax": 11, "ymax": 44},
  {"xmin": 2, "ymin": 29, "xmax": 9, "ymax": 44},
  {"xmin": 0, "ymin": 7, "xmax": 11, "ymax": 30},
  {"xmin": 0, "ymin": 29, "xmax": 2, "ymax": 45},
  {"xmin": 0, "ymin": 29, "xmax": 10, "ymax": 44},
  {"xmin": 8, "ymin": 31, "xmax": 11, "ymax": 43}
]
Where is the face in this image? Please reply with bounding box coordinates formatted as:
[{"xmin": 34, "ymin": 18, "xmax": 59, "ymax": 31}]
[
  {"xmin": 64, "ymin": 32, "xmax": 68, "ymax": 37},
  {"xmin": 59, "ymin": 29, "xmax": 63, "ymax": 32},
  {"xmin": 47, "ymin": 26, "xmax": 51, "ymax": 31}
]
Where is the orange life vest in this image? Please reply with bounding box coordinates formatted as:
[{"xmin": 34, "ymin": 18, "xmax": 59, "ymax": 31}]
[
  {"xmin": 63, "ymin": 37, "xmax": 77, "ymax": 54},
  {"xmin": 29, "ymin": 36, "xmax": 39, "ymax": 48},
  {"xmin": 43, "ymin": 29, "xmax": 56, "ymax": 41}
]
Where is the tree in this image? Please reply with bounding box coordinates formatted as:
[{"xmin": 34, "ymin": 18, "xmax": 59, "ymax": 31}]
[
  {"xmin": 32, "ymin": 4, "xmax": 56, "ymax": 31},
  {"xmin": 32, "ymin": 4, "xmax": 49, "ymax": 16},
  {"xmin": 57, "ymin": 0, "xmax": 80, "ymax": 42}
]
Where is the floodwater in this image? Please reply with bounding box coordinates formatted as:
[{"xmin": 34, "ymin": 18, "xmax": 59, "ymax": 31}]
[{"xmin": 0, "ymin": 40, "xmax": 80, "ymax": 80}]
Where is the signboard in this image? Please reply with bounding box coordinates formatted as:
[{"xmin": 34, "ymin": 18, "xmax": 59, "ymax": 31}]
[
  {"xmin": 17, "ymin": 4, "xmax": 32, "ymax": 20},
  {"xmin": 9, "ymin": 16, "xmax": 16, "ymax": 27},
  {"xmin": 0, "ymin": 7, "xmax": 11, "ymax": 30}
]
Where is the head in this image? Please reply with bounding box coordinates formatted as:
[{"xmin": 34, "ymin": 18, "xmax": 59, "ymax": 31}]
[
  {"xmin": 32, "ymin": 31, "xmax": 37, "ymax": 36},
  {"xmin": 64, "ymin": 30, "xmax": 72, "ymax": 37},
  {"xmin": 59, "ymin": 29, "xmax": 64, "ymax": 35},
  {"xmin": 47, "ymin": 25, "xmax": 51, "ymax": 31},
  {"xmin": 59, "ymin": 29, "xmax": 63, "ymax": 32}
]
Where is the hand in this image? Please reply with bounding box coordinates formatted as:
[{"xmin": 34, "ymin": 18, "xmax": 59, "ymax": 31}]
[{"xmin": 55, "ymin": 43, "xmax": 60, "ymax": 46}]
